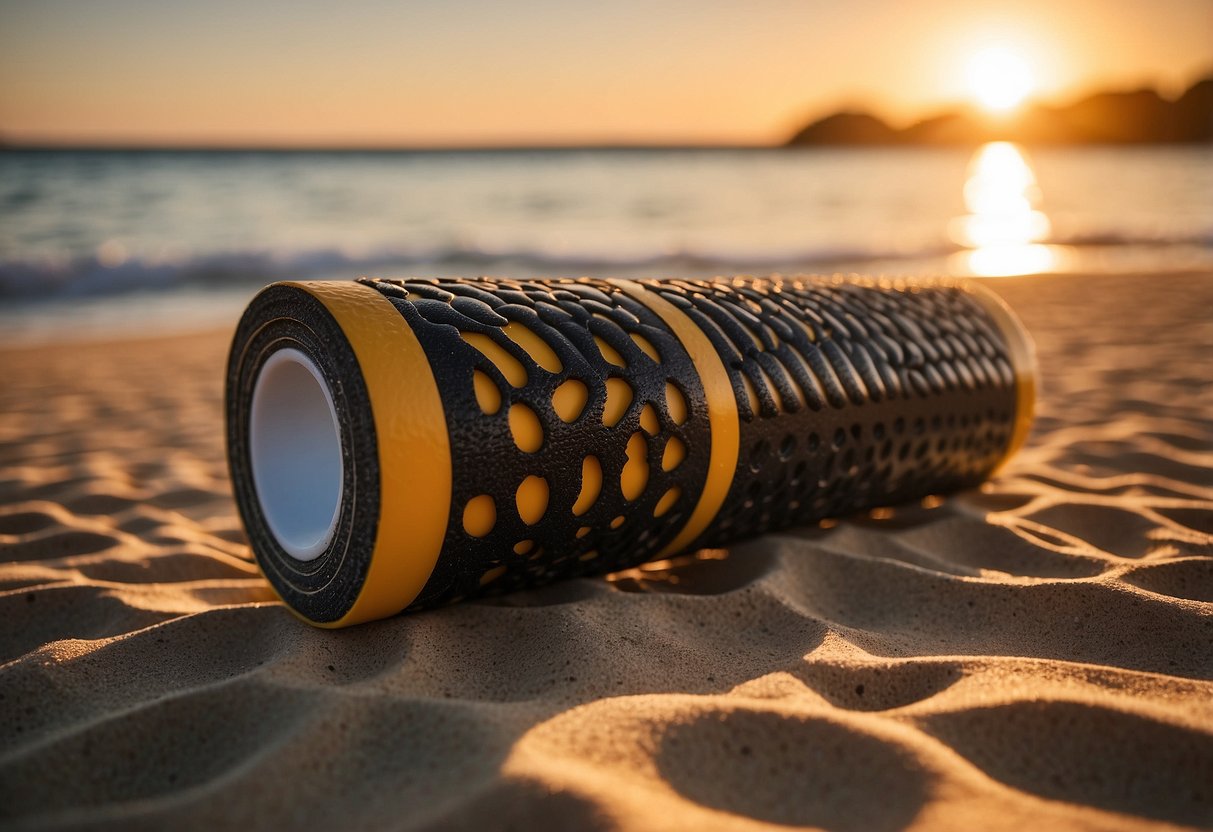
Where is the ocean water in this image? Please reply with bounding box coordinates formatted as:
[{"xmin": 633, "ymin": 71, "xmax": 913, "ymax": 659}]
[{"xmin": 1, "ymin": 145, "xmax": 1210, "ymax": 339}]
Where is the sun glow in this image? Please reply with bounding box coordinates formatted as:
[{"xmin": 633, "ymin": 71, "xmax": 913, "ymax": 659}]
[
  {"xmin": 966, "ymin": 46, "xmax": 1035, "ymax": 113},
  {"xmin": 950, "ymin": 141, "xmax": 1059, "ymax": 277}
]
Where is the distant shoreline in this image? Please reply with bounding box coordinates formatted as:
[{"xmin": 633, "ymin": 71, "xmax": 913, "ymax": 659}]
[
  {"xmin": 2, "ymin": 139, "xmax": 1210, "ymax": 154},
  {"xmin": 786, "ymin": 76, "xmax": 1212, "ymax": 148},
  {"xmin": 4, "ymin": 73, "xmax": 1210, "ymax": 155}
]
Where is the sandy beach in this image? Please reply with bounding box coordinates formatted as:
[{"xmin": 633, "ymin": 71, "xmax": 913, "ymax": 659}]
[{"xmin": 1, "ymin": 271, "xmax": 1211, "ymax": 830}]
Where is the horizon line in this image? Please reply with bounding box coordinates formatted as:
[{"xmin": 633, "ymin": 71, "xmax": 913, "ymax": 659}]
[
  {"xmin": 0, "ymin": 139, "xmax": 785, "ymax": 153},
  {"xmin": 5, "ymin": 69, "xmax": 1209, "ymax": 155}
]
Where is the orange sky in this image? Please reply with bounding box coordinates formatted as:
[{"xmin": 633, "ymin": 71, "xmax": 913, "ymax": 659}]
[{"xmin": 0, "ymin": 0, "xmax": 1209, "ymax": 147}]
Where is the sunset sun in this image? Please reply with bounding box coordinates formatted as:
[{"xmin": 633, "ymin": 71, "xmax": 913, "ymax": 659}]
[{"xmin": 966, "ymin": 46, "xmax": 1036, "ymax": 112}]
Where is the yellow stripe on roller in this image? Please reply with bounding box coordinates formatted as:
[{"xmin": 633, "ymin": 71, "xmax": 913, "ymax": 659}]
[
  {"xmin": 609, "ymin": 279, "xmax": 739, "ymax": 557},
  {"xmin": 967, "ymin": 282, "xmax": 1037, "ymax": 474},
  {"xmin": 289, "ymin": 280, "xmax": 451, "ymax": 627}
]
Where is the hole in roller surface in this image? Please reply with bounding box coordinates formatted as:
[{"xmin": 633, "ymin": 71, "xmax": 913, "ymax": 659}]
[{"xmin": 249, "ymin": 348, "xmax": 344, "ymax": 562}]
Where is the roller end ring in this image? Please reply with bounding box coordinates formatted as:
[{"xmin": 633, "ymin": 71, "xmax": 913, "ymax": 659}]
[{"xmin": 967, "ymin": 282, "xmax": 1037, "ymax": 472}]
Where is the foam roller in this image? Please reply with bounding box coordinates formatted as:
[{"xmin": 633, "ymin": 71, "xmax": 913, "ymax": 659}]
[{"xmin": 226, "ymin": 276, "xmax": 1035, "ymax": 627}]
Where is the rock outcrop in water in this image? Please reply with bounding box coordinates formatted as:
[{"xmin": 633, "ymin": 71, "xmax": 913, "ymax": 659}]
[{"xmin": 787, "ymin": 75, "xmax": 1213, "ymax": 146}]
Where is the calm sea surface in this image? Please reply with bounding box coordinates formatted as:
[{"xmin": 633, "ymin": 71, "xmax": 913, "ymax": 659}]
[{"xmin": 1, "ymin": 145, "xmax": 1209, "ymax": 339}]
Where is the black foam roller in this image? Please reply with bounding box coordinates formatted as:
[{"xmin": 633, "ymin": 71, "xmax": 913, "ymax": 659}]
[{"xmin": 225, "ymin": 276, "xmax": 1035, "ymax": 626}]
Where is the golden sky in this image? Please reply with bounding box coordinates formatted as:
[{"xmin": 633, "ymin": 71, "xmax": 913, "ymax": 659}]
[{"xmin": 0, "ymin": 0, "xmax": 1210, "ymax": 146}]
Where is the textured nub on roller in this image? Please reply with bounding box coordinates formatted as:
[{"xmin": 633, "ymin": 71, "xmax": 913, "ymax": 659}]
[{"xmin": 248, "ymin": 348, "xmax": 343, "ymax": 562}]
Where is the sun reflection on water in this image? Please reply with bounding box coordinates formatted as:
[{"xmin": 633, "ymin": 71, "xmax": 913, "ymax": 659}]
[{"xmin": 950, "ymin": 141, "xmax": 1059, "ymax": 276}]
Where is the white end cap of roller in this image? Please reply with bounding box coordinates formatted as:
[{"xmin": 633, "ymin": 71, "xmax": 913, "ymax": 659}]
[{"xmin": 249, "ymin": 348, "xmax": 344, "ymax": 562}]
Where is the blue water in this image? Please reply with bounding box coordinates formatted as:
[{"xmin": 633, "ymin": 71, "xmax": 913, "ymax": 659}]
[{"xmin": 1, "ymin": 145, "xmax": 1210, "ymax": 338}]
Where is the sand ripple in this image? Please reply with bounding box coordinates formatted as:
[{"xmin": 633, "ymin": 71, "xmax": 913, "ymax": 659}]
[{"xmin": 1, "ymin": 274, "xmax": 1211, "ymax": 830}]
